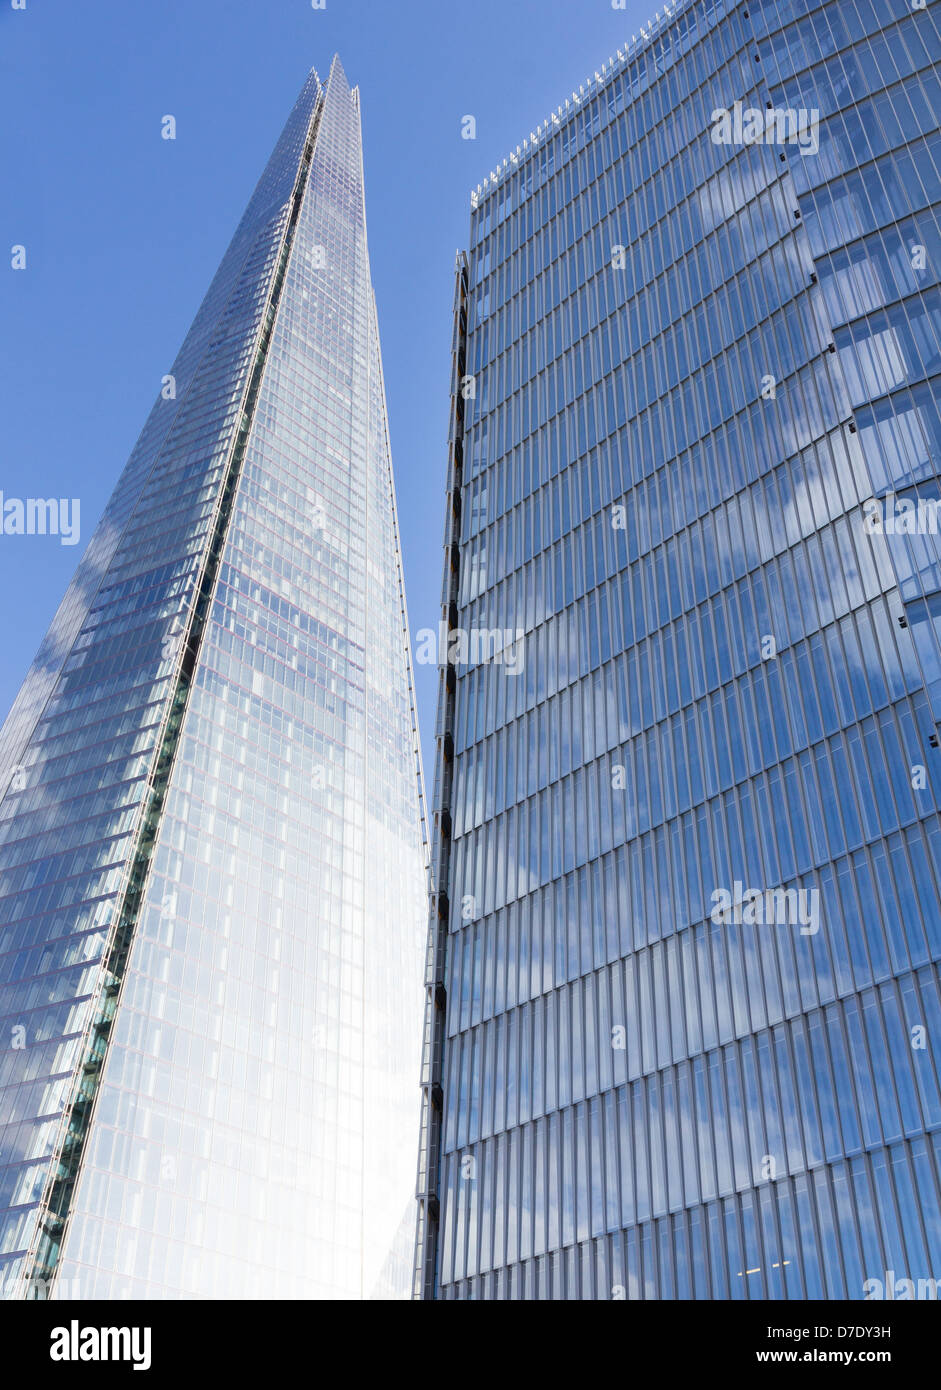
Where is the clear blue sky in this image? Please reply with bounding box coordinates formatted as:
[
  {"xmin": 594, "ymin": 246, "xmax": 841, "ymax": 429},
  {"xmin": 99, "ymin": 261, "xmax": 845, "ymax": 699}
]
[{"xmin": 0, "ymin": 0, "xmax": 652, "ymax": 783}]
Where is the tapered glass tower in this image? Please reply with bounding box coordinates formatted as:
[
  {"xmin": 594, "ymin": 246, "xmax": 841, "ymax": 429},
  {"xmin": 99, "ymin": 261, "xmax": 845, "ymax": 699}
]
[
  {"xmin": 0, "ymin": 56, "xmax": 427, "ymax": 1300},
  {"xmin": 417, "ymin": 0, "xmax": 941, "ymax": 1299}
]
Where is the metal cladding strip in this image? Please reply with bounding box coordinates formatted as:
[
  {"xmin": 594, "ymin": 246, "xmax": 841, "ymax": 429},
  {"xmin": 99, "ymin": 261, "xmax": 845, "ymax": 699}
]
[
  {"xmin": 18, "ymin": 96, "xmax": 325, "ymax": 1298},
  {"xmin": 414, "ymin": 250, "xmax": 469, "ymax": 1299}
]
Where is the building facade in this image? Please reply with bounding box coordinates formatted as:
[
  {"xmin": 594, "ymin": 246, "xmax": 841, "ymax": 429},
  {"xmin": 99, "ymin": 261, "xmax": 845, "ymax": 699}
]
[
  {"xmin": 0, "ymin": 56, "xmax": 428, "ymax": 1299},
  {"xmin": 417, "ymin": 0, "xmax": 941, "ymax": 1298}
]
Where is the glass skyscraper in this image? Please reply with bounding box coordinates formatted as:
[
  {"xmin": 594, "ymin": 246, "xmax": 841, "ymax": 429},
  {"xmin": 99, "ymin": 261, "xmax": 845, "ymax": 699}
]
[
  {"xmin": 417, "ymin": 0, "xmax": 941, "ymax": 1299},
  {"xmin": 0, "ymin": 56, "xmax": 428, "ymax": 1300}
]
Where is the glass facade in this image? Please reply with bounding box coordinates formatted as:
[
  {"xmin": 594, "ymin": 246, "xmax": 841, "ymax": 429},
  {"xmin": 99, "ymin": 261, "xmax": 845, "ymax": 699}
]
[
  {"xmin": 0, "ymin": 55, "xmax": 427, "ymax": 1299},
  {"xmin": 417, "ymin": 0, "xmax": 941, "ymax": 1299}
]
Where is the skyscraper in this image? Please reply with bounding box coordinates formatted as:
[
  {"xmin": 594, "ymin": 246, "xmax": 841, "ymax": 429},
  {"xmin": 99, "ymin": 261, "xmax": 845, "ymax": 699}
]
[
  {"xmin": 417, "ymin": 0, "xmax": 941, "ymax": 1299},
  {"xmin": 0, "ymin": 56, "xmax": 428, "ymax": 1300}
]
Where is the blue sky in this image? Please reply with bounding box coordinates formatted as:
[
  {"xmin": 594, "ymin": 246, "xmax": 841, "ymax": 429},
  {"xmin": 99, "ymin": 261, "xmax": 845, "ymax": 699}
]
[{"xmin": 0, "ymin": 0, "xmax": 652, "ymax": 783}]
